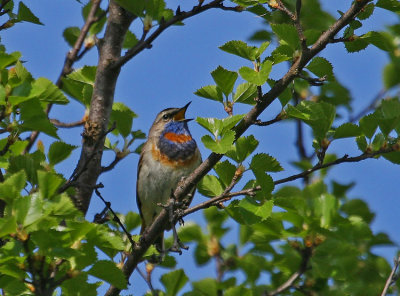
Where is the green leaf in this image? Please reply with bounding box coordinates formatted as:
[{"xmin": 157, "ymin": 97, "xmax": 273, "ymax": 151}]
[
  {"xmin": 239, "ymin": 60, "xmax": 273, "ymax": 86},
  {"xmin": 333, "ymin": 123, "xmax": 361, "ymax": 139},
  {"xmin": 214, "ymin": 160, "xmax": 236, "ymax": 187},
  {"xmin": 196, "ymin": 115, "xmax": 243, "ymax": 138},
  {"xmin": 226, "ymin": 198, "xmax": 273, "ymax": 225},
  {"xmin": 63, "ymin": 27, "xmax": 80, "ymax": 47},
  {"xmin": 256, "ymin": 41, "xmax": 270, "ymax": 59},
  {"xmin": 376, "ymin": 0, "xmax": 400, "ymax": 12},
  {"xmin": 123, "ymin": 30, "xmax": 139, "ymax": 49},
  {"xmin": 48, "ymin": 141, "xmax": 77, "ymax": 165},
  {"xmin": 191, "ymin": 278, "xmax": 218, "ymax": 296},
  {"xmin": 306, "ymin": 57, "xmax": 334, "ymax": 81},
  {"xmin": 88, "ymin": 260, "xmax": 127, "ymax": 289},
  {"xmin": 161, "ymin": 269, "xmax": 188, "ymax": 296},
  {"xmin": 178, "ymin": 222, "xmax": 203, "ymax": 242},
  {"xmin": 219, "ymin": 40, "xmax": 258, "ymax": 61},
  {"xmin": 30, "ymin": 78, "xmax": 69, "ymax": 104},
  {"xmin": 123, "ymin": 211, "xmax": 141, "ymax": 232},
  {"xmin": 0, "ymin": 51, "xmax": 21, "ymax": 69},
  {"xmin": 225, "ymin": 286, "xmax": 252, "ymax": 296},
  {"xmin": 226, "ymin": 135, "xmax": 259, "ymax": 163},
  {"xmin": 356, "ymin": 135, "xmax": 368, "ymax": 152},
  {"xmin": 383, "ymin": 63, "xmax": 400, "ymax": 89},
  {"xmin": 357, "ymin": 3, "xmax": 375, "ymax": 20},
  {"xmin": 0, "ymin": 216, "xmax": 17, "ymax": 237},
  {"xmin": 194, "ymin": 85, "xmax": 223, "ymax": 102},
  {"xmin": 250, "ymin": 153, "xmax": 283, "ymax": 172},
  {"xmin": 211, "ymin": 66, "xmax": 238, "ymax": 96},
  {"xmin": 271, "ymin": 23, "xmax": 299, "ymax": 50},
  {"xmin": 20, "ymin": 99, "xmax": 58, "ymax": 138},
  {"xmin": 197, "ymin": 175, "xmax": 224, "ymax": 197},
  {"xmin": 110, "ymin": 102, "xmax": 137, "ymax": 137},
  {"xmin": 114, "ymin": 0, "xmax": 145, "ymax": 16},
  {"xmin": 202, "ymin": 130, "xmax": 235, "ymax": 154},
  {"xmin": 250, "ymin": 169, "xmax": 274, "ymax": 199},
  {"xmin": 8, "ymin": 153, "xmax": 44, "ymax": 185},
  {"xmin": 359, "ymin": 114, "xmax": 378, "ymax": 138},
  {"xmin": 37, "ymin": 171, "xmax": 64, "ymax": 199},
  {"xmin": 67, "ymin": 66, "xmax": 97, "ymax": 84},
  {"xmin": 286, "ymin": 101, "xmax": 336, "ymax": 141},
  {"xmin": 17, "ymin": 2, "xmax": 43, "ymax": 25},
  {"xmin": 314, "ymin": 194, "xmax": 337, "ymax": 228},
  {"xmin": 233, "ymin": 82, "xmax": 257, "ymax": 105}
]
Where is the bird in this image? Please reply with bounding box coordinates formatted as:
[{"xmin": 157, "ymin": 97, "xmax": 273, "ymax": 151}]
[{"xmin": 136, "ymin": 102, "xmax": 201, "ymax": 253}]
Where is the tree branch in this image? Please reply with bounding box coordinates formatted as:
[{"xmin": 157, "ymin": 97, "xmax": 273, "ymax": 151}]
[
  {"xmin": 104, "ymin": 1, "xmax": 372, "ymax": 294},
  {"xmin": 350, "ymin": 89, "xmax": 385, "ymax": 123},
  {"xmin": 50, "ymin": 118, "xmax": 85, "ymax": 128},
  {"xmin": 23, "ymin": 0, "xmax": 103, "ymax": 154},
  {"xmin": 267, "ymin": 246, "xmax": 312, "ymax": 296},
  {"xmin": 381, "ymin": 255, "xmax": 400, "ymax": 296},
  {"xmin": 112, "ymin": 0, "xmax": 241, "ymax": 69}
]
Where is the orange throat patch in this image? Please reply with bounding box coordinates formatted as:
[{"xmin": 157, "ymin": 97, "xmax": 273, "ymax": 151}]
[{"xmin": 163, "ymin": 132, "xmax": 192, "ymax": 143}]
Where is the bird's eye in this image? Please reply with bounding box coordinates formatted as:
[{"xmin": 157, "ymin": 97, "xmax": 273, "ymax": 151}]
[{"xmin": 162, "ymin": 114, "xmax": 170, "ymax": 120}]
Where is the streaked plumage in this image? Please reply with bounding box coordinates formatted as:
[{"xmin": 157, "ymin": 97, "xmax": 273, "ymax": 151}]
[{"xmin": 136, "ymin": 103, "xmax": 201, "ymax": 251}]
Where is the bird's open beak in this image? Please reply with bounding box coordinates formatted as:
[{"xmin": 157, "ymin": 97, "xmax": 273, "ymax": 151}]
[{"xmin": 173, "ymin": 102, "xmax": 192, "ymax": 121}]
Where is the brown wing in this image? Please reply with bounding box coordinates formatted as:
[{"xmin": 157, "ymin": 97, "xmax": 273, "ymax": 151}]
[{"xmin": 136, "ymin": 145, "xmax": 146, "ymax": 234}]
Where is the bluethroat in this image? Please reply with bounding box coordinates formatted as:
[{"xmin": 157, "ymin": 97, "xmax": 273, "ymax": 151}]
[{"xmin": 136, "ymin": 102, "xmax": 201, "ymax": 252}]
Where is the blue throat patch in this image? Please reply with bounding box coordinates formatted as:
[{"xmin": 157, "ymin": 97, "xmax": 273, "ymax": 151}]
[{"xmin": 158, "ymin": 121, "xmax": 196, "ymax": 160}]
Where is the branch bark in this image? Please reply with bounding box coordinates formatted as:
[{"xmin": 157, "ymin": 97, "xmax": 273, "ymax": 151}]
[
  {"xmin": 71, "ymin": 1, "xmax": 135, "ymax": 212},
  {"xmin": 104, "ymin": 1, "xmax": 373, "ymax": 295}
]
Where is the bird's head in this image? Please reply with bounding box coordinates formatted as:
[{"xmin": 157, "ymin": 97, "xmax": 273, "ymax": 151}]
[{"xmin": 149, "ymin": 102, "xmax": 193, "ymax": 138}]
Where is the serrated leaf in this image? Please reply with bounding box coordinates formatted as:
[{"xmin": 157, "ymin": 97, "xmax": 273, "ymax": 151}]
[
  {"xmin": 226, "ymin": 198, "xmax": 273, "ymax": 225},
  {"xmin": 48, "ymin": 141, "xmax": 77, "ymax": 165},
  {"xmin": 219, "ymin": 40, "xmax": 258, "ymax": 61},
  {"xmin": 357, "ymin": 3, "xmax": 375, "ymax": 20},
  {"xmin": 226, "ymin": 135, "xmax": 259, "ymax": 163},
  {"xmin": 201, "ymin": 130, "xmax": 235, "ymax": 154},
  {"xmin": 286, "ymin": 101, "xmax": 336, "ymax": 141},
  {"xmin": 122, "ymin": 30, "xmax": 138, "ymax": 49},
  {"xmin": 19, "ymin": 99, "xmax": 59, "ymax": 139},
  {"xmin": 0, "ymin": 51, "xmax": 21, "ymax": 69},
  {"xmin": 306, "ymin": 57, "xmax": 334, "ymax": 81},
  {"xmin": 194, "ymin": 85, "xmax": 223, "ymax": 102},
  {"xmin": 214, "ymin": 160, "xmax": 236, "ymax": 187},
  {"xmin": 251, "ymin": 153, "xmax": 283, "ymax": 172},
  {"xmin": 256, "ymin": 41, "xmax": 270, "ymax": 58},
  {"xmin": 30, "ymin": 78, "xmax": 69, "ymax": 104},
  {"xmin": 17, "ymin": 2, "xmax": 43, "ymax": 25},
  {"xmin": 271, "ymin": 23, "xmax": 299, "ymax": 50},
  {"xmin": 376, "ymin": 0, "xmax": 400, "ymax": 12},
  {"xmin": 211, "ymin": 66, "xmax": 238, "ymax": 96},
  {"xmin": 359, "ymin": 114, "xmax": 378, "ymax": 138},
  {"xmin": 161, "ymin": 269, "xmax": 188, "ymax": 296},
  {"xmin": 63, "ymin": 27, "xmax": 80, "ymax": 47},
  {"xmin": 191, "ymin": 278, "xmax": 218, "ymax": 296},
  {"xmin": 333, "ymin": 123, "xmax": 361, "ymax": 139},
  {"xmin": 37, "ymin": 171, "xmax": 64, "ymax": 199},
  {"xmin": 233, "ymin": 82, "xmax": 257, "ymax": 105},
  {"xmin": 88, "ymin": 260, "xmax": 127, "ymax": 289},
  {"xmin": 356, "ymin": 136, "xmax": 368, "ymax": 152},
  {"xmin": 197, "ymin": 175, "xmax": 224, "ymax": 197},
  {"xmin": 114, "ymin": 0, "xmax": 145, "ymax": 16},
  {"xmin": 110, "ymin": 102, "xmax": 137, "ymax": 137},
  {"xmin": 383, "ymin": 63, "xmax": 400, "ymax": 89},
  {"xmin": 0, "ymin": 216, "xmax": 17, "ymax": 237},
  {"xmin": 239, "ymin": 60, "xmax": 272, "ymax": 86}
]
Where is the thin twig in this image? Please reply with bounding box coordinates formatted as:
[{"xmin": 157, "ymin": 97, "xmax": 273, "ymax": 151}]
[
  {"xmin": 381, "ymin": 255, "xmax": 400, "ymax": 296},
  {"xmin": 136, "ymin": 267, "xmax": 157, "ymax": 296},
  {"xmin": 298, "ymin": 73, "xmax": 326, "ymax": 86},
  {"xmin": 24, "ymin": 0, "xmax": 103, "ymax": 154},
  {"xmin": 50, "ymin": 118, "xmax": 85, "ymax": 128},
  {"xmin": 254, "ymin": 112, "xmax": 283, "ymax": 126},
  {"xmin": 112, "ymin": 0, "xmax": 240, "ymax": 69},
  {"xmin": 94, "ymin": 183, "xmax": 137, "ymax": 249},
  {"xmin": 267, "ymin": 246, "xmax": 312, "ymax": 296}
]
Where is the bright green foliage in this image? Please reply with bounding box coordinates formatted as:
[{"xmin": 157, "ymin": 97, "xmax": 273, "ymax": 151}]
[
  {"xmin": 239, "ymin": 60, "xmax": 273, "ymax": 86},
  {"xmin": 1, "ymin": 1, "xmax": 400, "ymax": 296},
  {"xmin": 286, "ymin": 101, "xmax": 336, "ymax": 141}
]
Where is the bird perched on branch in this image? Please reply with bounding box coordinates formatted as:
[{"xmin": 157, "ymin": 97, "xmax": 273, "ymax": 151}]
[{"xmin": 136, "ymin": 102, "xmax": 201, "ymax": 253}]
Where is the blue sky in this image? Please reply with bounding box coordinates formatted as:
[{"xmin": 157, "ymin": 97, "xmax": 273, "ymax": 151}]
[{"xmin": 2, "ymin": 0, "xmax": 400, "ymax": 294}]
